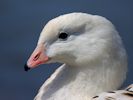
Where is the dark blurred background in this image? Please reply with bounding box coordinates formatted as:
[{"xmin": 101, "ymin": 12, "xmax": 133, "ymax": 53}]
[{"xmin": 0, "ymin": 0, "xmax": 132, "ymax": 100}]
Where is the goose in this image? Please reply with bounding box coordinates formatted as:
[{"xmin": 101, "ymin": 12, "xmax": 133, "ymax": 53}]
[{"xmin": 25, "ymin": 13, "xmax": 131, "ymax": 100}]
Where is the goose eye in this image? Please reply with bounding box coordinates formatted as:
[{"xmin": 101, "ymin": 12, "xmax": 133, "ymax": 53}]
[{"xmin": 58, "ymin": 32, "xmax": 68, "ymax": 40}]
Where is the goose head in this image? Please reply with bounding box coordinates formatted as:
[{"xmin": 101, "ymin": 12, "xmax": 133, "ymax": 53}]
[{"xmin": 26, "ymin": 13, "xmax": 127, "ymax": 72}]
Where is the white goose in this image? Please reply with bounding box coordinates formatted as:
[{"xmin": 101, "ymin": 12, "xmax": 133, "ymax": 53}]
[{"xmin": 25, "ymin": 13, "xmax": 132, "ymax": 100}]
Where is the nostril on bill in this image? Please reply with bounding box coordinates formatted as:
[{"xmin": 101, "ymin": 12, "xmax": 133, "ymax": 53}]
[
  {"xmin": 24, "ymin": 63, "xmax": 31, "ymax": 71},
  {"xmin": 33, "ymin": 53, "xmax": 40, "ymax": 61}
]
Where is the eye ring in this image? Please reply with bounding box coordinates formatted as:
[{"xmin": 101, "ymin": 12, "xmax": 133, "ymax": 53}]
[{"xmin": 58, "ymin": 32, "xmax": 68, "ymax": 40}]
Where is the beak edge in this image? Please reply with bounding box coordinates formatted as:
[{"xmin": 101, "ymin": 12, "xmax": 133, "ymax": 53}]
[{"xmin": 24, "ymin": 63, "xmax": 31, "ymax": 72}]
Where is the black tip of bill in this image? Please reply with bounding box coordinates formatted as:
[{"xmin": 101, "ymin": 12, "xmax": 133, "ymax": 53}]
[{"xmin": 24, "ymin": 63, "xmax": 31, "ymax": 72}]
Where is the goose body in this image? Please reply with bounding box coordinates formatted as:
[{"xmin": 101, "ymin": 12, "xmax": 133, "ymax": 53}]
[{"xmin": 26, "ymin": 13, "xmax": 129, "ymax": 100}]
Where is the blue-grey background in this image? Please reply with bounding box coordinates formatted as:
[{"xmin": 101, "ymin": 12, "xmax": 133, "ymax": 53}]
[{"xmin": 0, "ymin": 0, "xmax": 132, "ymax": 100}]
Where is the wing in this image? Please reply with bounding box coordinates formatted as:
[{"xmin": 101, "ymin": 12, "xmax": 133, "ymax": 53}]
[{"xmin": 91, "ymin": 84, "xmax": 133, "ymax": 100}]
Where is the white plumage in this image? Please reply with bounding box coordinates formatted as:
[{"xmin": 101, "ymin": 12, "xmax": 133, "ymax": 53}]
[
  {"xmin": 26, "ymin": 13, "xmax": 131, "ymax": 100},
  {"xmin": 92, "ymin": 84, "xmax": 133, "ymax": 100}
]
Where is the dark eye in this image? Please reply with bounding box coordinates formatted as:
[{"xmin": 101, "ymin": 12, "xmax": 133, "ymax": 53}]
[{"xmin": 58, "ymin": 32, "xmax": 68, "ymax": 40}]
